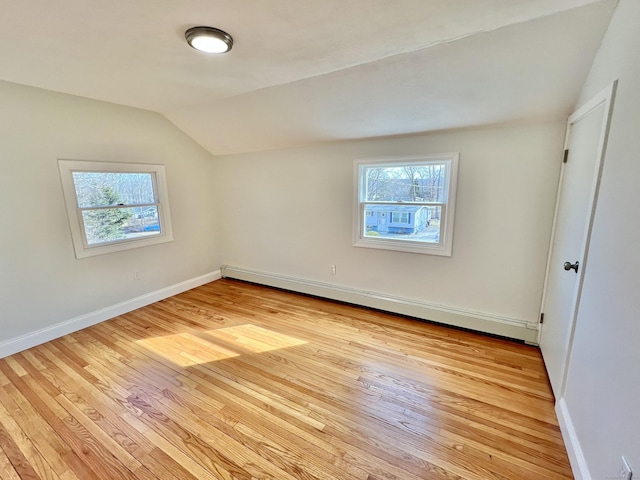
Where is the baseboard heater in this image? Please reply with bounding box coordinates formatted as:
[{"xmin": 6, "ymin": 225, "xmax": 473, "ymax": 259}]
[{"xmin": 220, "ymin": 265, "xmax": 539, "ymax": 344}]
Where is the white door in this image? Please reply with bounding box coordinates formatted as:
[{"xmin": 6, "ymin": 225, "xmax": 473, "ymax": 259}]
[
  {"xmin": 378, "ymin": 213, "xmax": 388, "ymax": 232},
  {"xmin": 540, "ymin": 82, "xmax": 616, "ymax": 397}
]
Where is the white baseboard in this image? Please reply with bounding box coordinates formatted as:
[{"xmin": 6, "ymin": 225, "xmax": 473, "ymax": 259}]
[
  {"xmin": 0, "ymin": 270, "xmax": 222, "ymax": 359},
  {"xmin": 556, "ymin": 398, "xmax": 590, "ymax": 480},
  {"xmin": 220, "ymin": 265, "xmax": 538, "ymax": 343}
]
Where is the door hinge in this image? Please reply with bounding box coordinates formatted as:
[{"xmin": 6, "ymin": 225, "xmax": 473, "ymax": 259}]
[
  {"xmin": 563, "ymin": 149, "xmax": 569, "ymax": 163},
  {"xmin": 540, "ymin": 313, "xmax": 545, "ymax": 324}
]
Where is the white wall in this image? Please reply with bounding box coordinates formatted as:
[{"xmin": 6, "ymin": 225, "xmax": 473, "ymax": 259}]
[
  {"xmin": 557, "ymin": 0, "xmax": 640, "ymax": 477},
  {"xmin": 0, "ymin": 81, "xmax": 221, "ymax": 349},
  {"xmin": 214, "ymin": 122, "xmax": 565, "ymax": 331}
]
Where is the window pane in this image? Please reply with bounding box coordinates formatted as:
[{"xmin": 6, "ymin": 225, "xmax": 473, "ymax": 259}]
[
  {"xmin": 391, "ymin": 212, "xmax": 409, "ymax": 223},
  {"xmin": 365, "ymin": 164, "xmax": 446, "ymax": 202},
  {"xmin": 364, "ymin": 205, "xmax": 442, "ymax": 243},
  {"xmin": 82, "ymin": 206, "xmax": 160, "ymax": 245},
  {"xmin": 72, "ymin": 172, "xmax": 155, "ymax": 207}
]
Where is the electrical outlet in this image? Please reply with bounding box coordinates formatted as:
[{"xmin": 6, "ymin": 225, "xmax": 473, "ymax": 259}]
[
  {"xmin": 619, "ymin": 456, "xmax": 632, "ymax": 480},
  {"xmin": 134, "ymin": 271, "xmax": 142, "ymax": 280},
  {"xmin": 330, "ymin": 265, "xmax": 336, "ymax": 275}
]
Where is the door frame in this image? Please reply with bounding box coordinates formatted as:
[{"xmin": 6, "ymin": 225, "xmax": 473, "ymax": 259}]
[{"xmin": 538, "ymin": 80, "xmax": 617, "ymax": 397}]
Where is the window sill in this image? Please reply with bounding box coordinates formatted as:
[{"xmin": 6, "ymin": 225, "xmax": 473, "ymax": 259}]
[{"xmin": 353, "ymin": 237, "xmax": 452, "ymax": 256}]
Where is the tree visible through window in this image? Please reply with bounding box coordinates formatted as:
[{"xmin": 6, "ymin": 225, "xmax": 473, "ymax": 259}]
[
  {"xmin": 71, "ymin": 171, "xmax": 160, "ymax": 245},
  {"xmin": 82, "ymin": 185, "xmax": 133, "ymax": 244}
]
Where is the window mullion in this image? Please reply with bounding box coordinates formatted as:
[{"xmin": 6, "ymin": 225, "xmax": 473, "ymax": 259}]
[
  {"xmin": 77, "ymin": 202, "xmax": 159, "ymax": 213},
  {"xmin": 361, "ymin": 201, "xmax": 445, "ymax": 205}
]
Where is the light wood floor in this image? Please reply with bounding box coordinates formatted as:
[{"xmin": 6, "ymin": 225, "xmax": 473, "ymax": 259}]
[{"xmin": 0, "ymin": 279, "xmax": 573, "ymax": 479}]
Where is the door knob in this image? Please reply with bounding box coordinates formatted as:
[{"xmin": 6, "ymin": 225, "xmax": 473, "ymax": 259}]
[{"xmin": 563, "ymin": 261, "xmax": 579, "ymax": 273}]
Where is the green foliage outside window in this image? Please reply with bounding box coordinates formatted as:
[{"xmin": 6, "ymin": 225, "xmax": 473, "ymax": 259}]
[{"xmin": 83, "ymin": 185, "xmax": 132, "ymax": 244}]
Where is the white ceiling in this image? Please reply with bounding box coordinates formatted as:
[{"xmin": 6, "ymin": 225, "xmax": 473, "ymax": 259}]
[{"xmin": 0, "ymin": 0, "xmax": 617, "ymax": 155}]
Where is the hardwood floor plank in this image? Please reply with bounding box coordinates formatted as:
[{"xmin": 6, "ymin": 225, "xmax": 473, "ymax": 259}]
[
  {"xmin": 78, "ymin": 357, "xmax": 253, "ymax": 480},
  {"xmin": 0, "ymin": 384, "xmax": 72, "ymax": 477},
  {"xmin": 0, "ymin": 418, "xmax": 40, "ymax": 480},
  {"xmin": 0, "ymin": 444, "xmax": 22, "ymax": 480},
  {"xmin": 195, "ymin": 334, "xmax": 564, "ymax": 475},
  {"xmin": 0, "ymin": 279, "xmax": 573, "ymax": 479},
  {"xmin": 190, "ymin": 356, "xmax": 466, "ymax": 477},
  {"xmin": 0, "ymin": 359, "xmax": 136, "ymax": 480}
]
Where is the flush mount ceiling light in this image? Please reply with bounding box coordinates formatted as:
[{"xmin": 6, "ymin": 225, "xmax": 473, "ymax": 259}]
[{"xmin": 185, "ymin": 26, "xmax": 233, "ymax": 54}]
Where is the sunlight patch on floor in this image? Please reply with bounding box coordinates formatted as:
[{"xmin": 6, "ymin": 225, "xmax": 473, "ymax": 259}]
[
  {"xmin": 136, "ymin": 324, "xmax": 307, "ymax": 367},
  {"xmin": 136, "ymin": 332, "xmax": 239, "ymax": 367},
  {"xmin": 205, "ymin": 324, "xmax": 308, "ymax": 353}
]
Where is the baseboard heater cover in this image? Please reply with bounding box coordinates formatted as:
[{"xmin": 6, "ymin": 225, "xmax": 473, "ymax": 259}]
[{"xmin": 220, "ymin": 265, "xmax": 539, "ymax": 344}]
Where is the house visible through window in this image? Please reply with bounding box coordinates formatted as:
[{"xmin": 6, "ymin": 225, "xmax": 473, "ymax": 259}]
[
  {"xmin": 58, "ymin": 160, "xmax": 173, "ymax": 258},
  {"xmin": 353, "ymin": 154, "xmax": 458, "ymax": 256}
]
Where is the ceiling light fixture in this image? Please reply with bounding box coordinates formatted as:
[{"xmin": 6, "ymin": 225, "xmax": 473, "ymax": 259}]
[{"xmin": 185, "ymin": 26, "xmax": 233, "ymax": 54}]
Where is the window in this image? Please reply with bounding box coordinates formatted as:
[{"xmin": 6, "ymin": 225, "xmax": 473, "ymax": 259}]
[
  {"xmin": 58, "ymin": 160, "xmax": 174, "ymax": 258},
  {"xmin": 391, "ymin": 212, "xmax": 409, "ymax": 224},
  {"xmin": 353, "ymin": 153, "xmax": 459, "ymax": 256}
]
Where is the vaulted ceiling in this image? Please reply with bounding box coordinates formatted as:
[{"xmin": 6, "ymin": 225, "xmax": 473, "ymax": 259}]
[{"xmin": 0, "ymin": 0, "xmax": 617, "ymax": 154}]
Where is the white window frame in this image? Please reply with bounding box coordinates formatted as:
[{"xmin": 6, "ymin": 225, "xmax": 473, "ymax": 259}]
[
  {"xmin": 353, "ymin": 153, "xmax": 459, "ymax": 256},
  {"xmin": 58, "ymin": 159, "xmax": 174, "ymax": 258}
]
